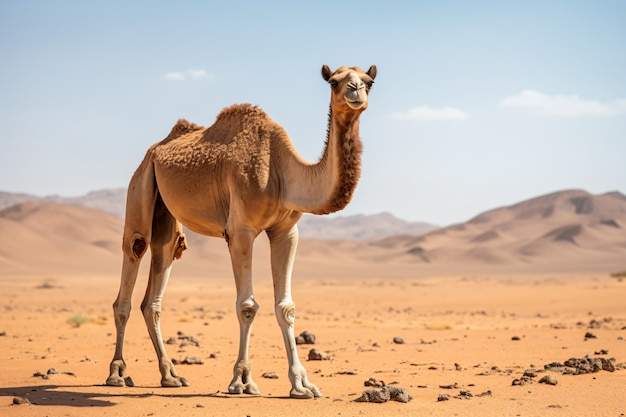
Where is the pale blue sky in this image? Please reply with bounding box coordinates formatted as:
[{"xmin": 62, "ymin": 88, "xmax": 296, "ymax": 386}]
[{"xmin": 1, "ymin": 1, "xmax": 625, "ymax": 225}]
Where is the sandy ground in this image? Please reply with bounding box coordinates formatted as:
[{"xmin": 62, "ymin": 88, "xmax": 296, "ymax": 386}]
[{"xmin": 1, "ymin": 269, "xmax": 625, "ymax": 417}]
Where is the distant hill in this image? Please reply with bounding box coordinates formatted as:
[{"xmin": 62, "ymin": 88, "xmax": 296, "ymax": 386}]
[
  {"xmin": 1, "ymin": 189, "xmax": 624, "ymax": 278},
  {"xmin": 0, "ymin": 188, "xmax": 127, "ymax": 218},
  {"xmin": 0, "ymin": 189, "xmax": 436, "ymax": 241},
  {"xmin": 374, "ymin": 189, "xmax": 626, "ymax": 272},
  {"xmin": 298, "ymin": 212, "xmax": 438, "ymax": 241}
]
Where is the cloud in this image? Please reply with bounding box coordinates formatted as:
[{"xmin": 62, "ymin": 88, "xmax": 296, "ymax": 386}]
[
  {"xmin": 501, "ymin": 90, "xmax": 626, "ymax": 117},
  {"xmin": 164, "ymin": 69, "xmax": 214, "ymax": 81},
  {"xmin": 391, "ymin": 106, "xmax": 471, "ymax": 122}
]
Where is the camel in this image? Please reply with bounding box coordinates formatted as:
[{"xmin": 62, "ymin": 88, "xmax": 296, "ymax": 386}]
[{"xmin": 105, "ymin": 64, "xmax": 377, "ymax": 399}]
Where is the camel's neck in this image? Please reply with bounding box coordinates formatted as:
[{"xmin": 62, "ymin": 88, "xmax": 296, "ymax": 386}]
[{"xmin": 282, "ymin": 107, "xmax": 363, "ymax": 215}]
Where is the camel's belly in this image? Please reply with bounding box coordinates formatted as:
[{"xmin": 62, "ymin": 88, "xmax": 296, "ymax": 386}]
[{"xmin": 154, "ymin": 168, "xmax": 229, "ymax": 238}]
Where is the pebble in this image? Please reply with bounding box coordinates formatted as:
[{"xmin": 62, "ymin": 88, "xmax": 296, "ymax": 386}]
[
  {"xmin": 364, "ymin": 377, "xmax": 384, "ymax": 387},
  {"xmin": 393, "ymin": 337, "xmax": 405, "ymax": 344},
  {"xmin": 13, "ymin": 397, "xmax": 31, "ymax": 405},
  {"xmin": 355, "ymin": 386, "xmax": 412, "ymax": 403},
  {"xmin": 298, "ymin": 331, "xmax": 316, "ymax": 344},
  {"xmin": 308, "ymin": 348, "xmax": 326, "ymax": 361},
  {"xmin": 539, "ymin": 375, "xmax": 558, "ymax": 385}
]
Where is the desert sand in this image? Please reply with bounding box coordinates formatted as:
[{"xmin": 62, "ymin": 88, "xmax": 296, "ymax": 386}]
[{"xmin": 1, "ymin": 197, "xmax": 625, "ymax": 416}]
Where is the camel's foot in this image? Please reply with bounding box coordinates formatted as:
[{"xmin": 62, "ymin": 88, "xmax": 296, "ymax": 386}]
[
  {"xmin": 228, "ymin": 378, "xmax": 260, "ymax": 395},
  {"xmin": 289, "ymin": 366, "xmax": 322, "ymax": 399},
  {"xmin": 161, "ymin": 375, "xmax": 189, "ymax": 387},
  {"xmin": 106, "ymin": 359, "xmax": 134, "ymax": 387},
  {"xmin": 228, "ymin": 364, "xmax": 260, "ymax": 395},
  {"xmin": 160, "ymin": 360, "xmax": 189, "ymax": 387},
  {"xmin": 290, "ymin": 382, "xmax": 322, "ymax": 399}
]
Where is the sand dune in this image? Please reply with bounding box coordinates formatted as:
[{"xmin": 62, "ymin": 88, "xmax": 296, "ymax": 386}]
[
  {"xmin": 1, "ymin": 189, "xmax": 625, "ymax": 278},
  {"xmin": 377, "ymin": 190, "xmax": 626, "ymax": 273}
]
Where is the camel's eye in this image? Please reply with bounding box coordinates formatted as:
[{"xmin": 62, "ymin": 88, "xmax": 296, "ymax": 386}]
[
  {"xmin": 329, "ymin": 79, "xmax": 338, "ymax": 89},
  {"xmin": 365, "ymin": 81, "xmax": 374, "ymax": 90}
]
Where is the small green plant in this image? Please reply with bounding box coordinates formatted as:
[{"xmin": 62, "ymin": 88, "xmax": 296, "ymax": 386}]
[{"xmin": 66, "ymin": 314, "xmax": 92, "ymax": 328}]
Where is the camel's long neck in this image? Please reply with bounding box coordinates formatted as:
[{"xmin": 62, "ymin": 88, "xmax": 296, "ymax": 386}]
[{"xmin": 282, "ymin": 107, "xmax": 363, "ymax": 215}]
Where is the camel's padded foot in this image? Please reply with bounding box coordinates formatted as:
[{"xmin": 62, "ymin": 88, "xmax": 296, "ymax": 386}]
[
  {"xmin": 228, "ymin": 379, "xmax": 260, "ymax": 395},
  {"xmin": 160, "ymin": 361, "xmax": 189, "ymax": 387},
  {"xmin": 228, "ymin": 364, "xmax": 260, "ymax": 395},
  {"xmin": 290, "ymin": 384, "xmax": 322, "ymax": 399},
  {"xmin": 106, "ymin": 359, "xmax": 133, "ymax": 387},
  {"xmin": 288, "ymin": 366, "xmax": 322, "ymax": 399},
  {"xmin": 105, "ymin": 375, "xmax": 125, "ymax": 387},
  {"xmin": 161, "ymin": 375, "xmax": 189, "ymax": 387}
]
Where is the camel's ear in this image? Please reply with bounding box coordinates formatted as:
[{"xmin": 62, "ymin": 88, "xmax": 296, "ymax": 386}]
[
  {"xmin": 321, "ymin": 65, "xmax": 333, "ymax": 82},
  {"xmin": 367, "ymin": 65, "xmax": 377, "ymax": 80}
]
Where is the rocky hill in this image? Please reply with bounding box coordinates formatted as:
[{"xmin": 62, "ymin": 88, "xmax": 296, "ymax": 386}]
[{"xmin": 0, "ymin": 189, "xmax": 437, "ymax": 241}]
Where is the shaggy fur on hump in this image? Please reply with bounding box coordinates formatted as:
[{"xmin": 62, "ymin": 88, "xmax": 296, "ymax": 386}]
[{"xmin": 152, "ymin": 104, "xmax": 274, "ymax": 190}]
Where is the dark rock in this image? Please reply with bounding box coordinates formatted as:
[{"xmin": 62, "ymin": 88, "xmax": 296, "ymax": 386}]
[
  {"xmin": 298, "ymin": 331, "xmax": 316, "ymax": 344},
  {"xmin": 588, "ymin": 319, "xmax": 602, "ymax": 329},
  {"xmin": 539, "ymin": 375, "xmax": 558, "ymax": 385},
  {"xmin": 261, "ymin": 372, "xmax": 279, "ymax": 379},
  {"xmin": 512, "ymin": 376, "xmax": 533, "ymax": 386},
  {"xmin": 355, "ymin": 386, "xmax": 412, "ymax": 403},
  {"xmin": 437, "ymin": 393, "xmax": 450, "ymax": 401},
  {"xmin": 457, "ymin": 390, "xmax": 473, "ymax": 398},
  {"xmin": 364, "ymin": 377, "xmax": 384, "ymax": 387},
  {"xmin": 176, "ymin": 356, "xmax": 203, "ymax": 365},
  {"xmin": 13, "ymin": 397, "xmax": 31, "ymax": 405},
  {"xmin": 393, "ymin": 336, "xmax": 405, "ymax": 344},
  {"xmin": 308, "ymin": 348, "xmax": 327, "ymax": 361}
]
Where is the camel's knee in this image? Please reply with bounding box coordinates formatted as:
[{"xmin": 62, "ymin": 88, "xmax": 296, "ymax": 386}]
[
  {"xmin": 123, "ymin": 232, "xmax": 149, "ymax": 261},
  {"xmin": 141, "ymin": 298, "xmax": 162, "ymax": 320},
  {"xmin": 113, "ymin": 299, "xmax": 132, "ymax": 326},
  {"xmin": 276, "ymin": 300, "xmax": 296, "ymax": 327},
  {"xmin": 237, "ymin": 297, "xmax": 259, "ymax": 324},
  {"xmin": 133, "ymin": 238, "xmax": 147, "ymax": 258}
]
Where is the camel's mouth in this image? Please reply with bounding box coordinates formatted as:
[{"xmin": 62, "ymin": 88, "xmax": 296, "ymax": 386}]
[{"xmin": 345, "ymin": 98, "xmax": 367, "ymax": 110}]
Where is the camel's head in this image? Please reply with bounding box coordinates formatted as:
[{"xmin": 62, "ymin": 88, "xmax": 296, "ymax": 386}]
[{"xmin": 322, "ymin": 65, "xmax": 377, "ymax": 113}]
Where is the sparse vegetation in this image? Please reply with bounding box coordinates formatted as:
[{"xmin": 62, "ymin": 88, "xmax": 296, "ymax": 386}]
[
  {"xmin": 610, "ymin": 270, "xmax": 626, "ymax": 282},
  {"xmin": 66, "ymin": 314, "xmax": 92, "ymax": 328},
  {"xmin": 37, "ymin": 278, "xmax": 61, "ymax": 289}
]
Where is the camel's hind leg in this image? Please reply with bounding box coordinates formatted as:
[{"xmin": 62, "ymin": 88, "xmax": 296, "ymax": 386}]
[
  {"xmin": 141, "ymin": 194, "xmax": 189, "ymax": 387},
  {"xmin": 106, "ymin": 156, "xmax": 158, "ymax": 387}
]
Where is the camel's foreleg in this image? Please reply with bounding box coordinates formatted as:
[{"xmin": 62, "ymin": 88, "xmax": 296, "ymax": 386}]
[
  {"xmin": 227, "ymin": 225, "xmax": 260, "ymax": 395},
  {"xmin": 268, "ymin": 225, "xmax": 322, "ymax": 399}
]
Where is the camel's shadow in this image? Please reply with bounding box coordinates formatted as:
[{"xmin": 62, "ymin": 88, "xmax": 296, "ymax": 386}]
[{"xmin": 0, "ymin": 384, "xmax": 281, "ymax": 408}]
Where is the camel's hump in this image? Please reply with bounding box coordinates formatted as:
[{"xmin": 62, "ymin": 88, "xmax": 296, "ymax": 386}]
[
  {"xmin": 164, "ymin": 119, "xmax": 205, "ymax": 142},
  {"xmin": 216, "ymin": 103, "xmax": 270, "ymax": 122}
]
